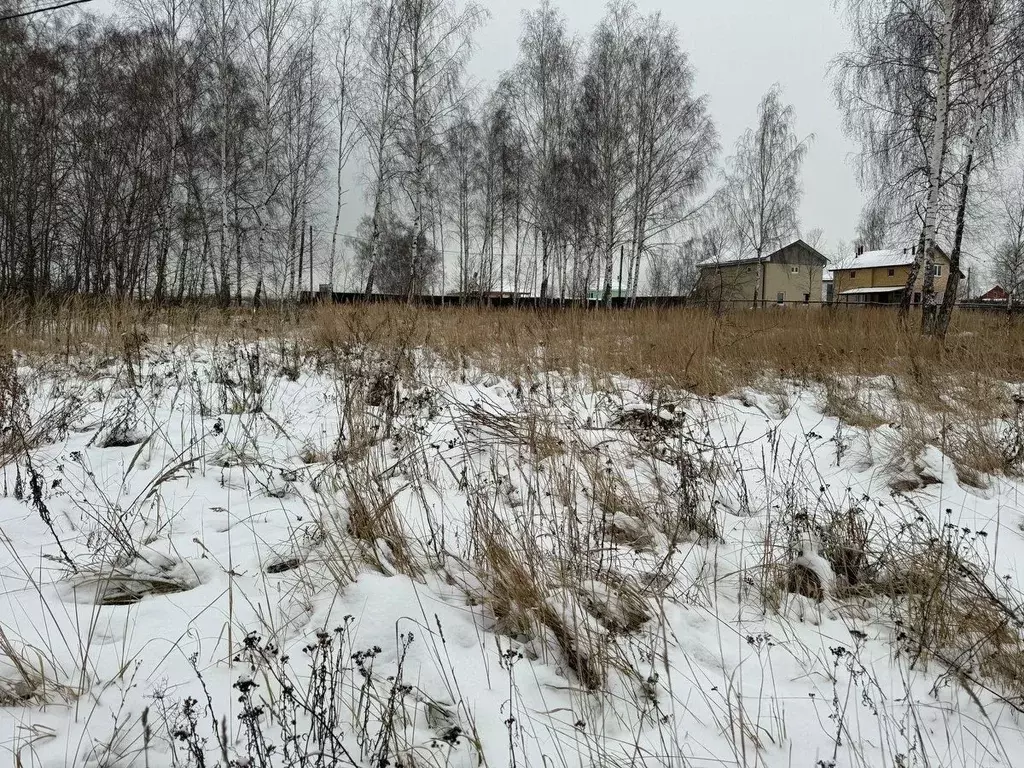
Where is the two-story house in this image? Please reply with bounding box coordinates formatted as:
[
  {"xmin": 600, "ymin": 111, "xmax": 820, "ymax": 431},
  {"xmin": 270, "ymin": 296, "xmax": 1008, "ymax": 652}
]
[
  {"xmin": 694, "ymin": 240, "xmax": 828, "ymax": 306},
  {"xmin": 824, "ymin": 246, "xmax": 958, "ymax": 305}
]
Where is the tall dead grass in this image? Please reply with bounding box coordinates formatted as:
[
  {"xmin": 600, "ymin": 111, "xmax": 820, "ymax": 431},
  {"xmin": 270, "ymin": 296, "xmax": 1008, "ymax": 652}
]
[
  {"xmin": 309, "ymin": 303, "xmax": 1024, "ymax": 393},
  {"xmin": 3, "ymin": 297, "xmax": 1024, "ymax": 393},
  {"xmin": 6, "ymin": 296, "xmax": 1024, "ymax": 485}
]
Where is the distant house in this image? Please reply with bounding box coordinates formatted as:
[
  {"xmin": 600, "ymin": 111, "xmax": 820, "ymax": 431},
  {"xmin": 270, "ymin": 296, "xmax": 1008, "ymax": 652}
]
[
  {"xmin": 693, "ymin": 240, "xmax": 827, "ymax": 306},
  {"xmin": 978, "ymin": 285, "xmax": 1010, "ymax": 303},
  {"xmin": 823, "ymin": 245, "xmax": 960, "ymax": 305}
]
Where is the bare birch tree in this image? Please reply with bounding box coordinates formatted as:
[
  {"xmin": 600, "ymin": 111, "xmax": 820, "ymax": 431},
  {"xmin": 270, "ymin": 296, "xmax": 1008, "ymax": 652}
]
[
  {"xmin": 123, "ymin": 0, "xmax": 196, "ymax": 301},
  {"xmin": 326, "ymin": 0, "xmax": 361, "ymax": 288},
  {"xmin": 358, "ymin": 0, "xmax": 403, "ymax": 296},
  {"xmin": 724, "ymin": 85, "xmax": 810, "ymax": 307},
  {"xmin": 244, "ymin": 0, "xmax": 300, "ymax": 300},
  {"xmin": 577, "ymin": 1, "xmax": 633, "ymax": 306},
  {"xmin": 914, "ymin": 0, "xmax": 955, "ymax": 326},
  {"xmin": 282, "ymin": 4, "xmax": 330, "ymax": 298},
  {"xmin": 514, "ymin": 0, "xmax": 577, "ymax": 302},
  {"xmin": 836, "ymin": 0, "xmax": 1024, "ymax": 334},
  {"xmin": 484, "ymin": 83, "xmax": 523, "ymax": 297},
  {"xmin": 394, "ymin": 0, "xmax": 485, "ymax": 300},
  {"xmin": 835, "ymin": 0, "xmax": 950, "ymax": 320},
  {"xmin": 934, "ymin": 1, "xmax": 1024, "ymax": 335},
  {"xmin": 442, "ymin": 106, "xmax": 479, "ymax": 298},
  {"xmin": 624, "ymin": 10, "xmax": 716, "ymax": 304},
  {"xmin": 202, "ymin": 0, "xmax": 245, "ymax": 306}
]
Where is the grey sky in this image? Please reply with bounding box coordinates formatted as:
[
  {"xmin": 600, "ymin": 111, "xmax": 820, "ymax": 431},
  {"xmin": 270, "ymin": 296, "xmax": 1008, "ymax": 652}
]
[{"xmin": 89, "ymin": 0, "xmax": 863, "ymax": 264}]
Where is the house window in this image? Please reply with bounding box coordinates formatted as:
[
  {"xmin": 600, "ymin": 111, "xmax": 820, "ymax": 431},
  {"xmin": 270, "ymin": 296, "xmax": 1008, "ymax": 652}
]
[
  {"xmin": 791, "ymin": 266, "xmax": 800, "ymax": 274},
  {"xmin": 849, "ymin": 271, "xmax": 857, "ymax": 278},
  {"xmin": 776, "ymin": 292, "xmax": 785, "ymax": 305},
  {"xmin": 887, "ymin": 268, "xmax": 895, "ymax": 277},
  {"xmin": 933, "ymin": 265, "xmax": 943, "ymax": 277}
]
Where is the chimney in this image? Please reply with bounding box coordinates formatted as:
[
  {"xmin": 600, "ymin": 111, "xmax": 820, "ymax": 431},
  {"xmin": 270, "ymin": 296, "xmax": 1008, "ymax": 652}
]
[{"xmin": 856, "ymin": 244, "xmax": 865, "ymax": 257}]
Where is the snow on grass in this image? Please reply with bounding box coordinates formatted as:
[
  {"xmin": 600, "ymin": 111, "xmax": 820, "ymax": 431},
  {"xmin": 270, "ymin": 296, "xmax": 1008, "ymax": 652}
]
[{"xmin": 0, "ymin": 339, "xmax": 1020, "ymax": 766}]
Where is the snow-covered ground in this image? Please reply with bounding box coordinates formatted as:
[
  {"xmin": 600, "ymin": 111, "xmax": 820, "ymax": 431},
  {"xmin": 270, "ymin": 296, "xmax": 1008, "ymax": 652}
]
[{"xmin": 0, "ymin": 339, "xmax": 1023, "ymax": 767}]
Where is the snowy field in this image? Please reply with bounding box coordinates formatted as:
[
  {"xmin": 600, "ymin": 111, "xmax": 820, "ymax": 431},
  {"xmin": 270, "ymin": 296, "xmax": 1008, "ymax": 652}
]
[{"xmin": 1, "ymin": 332, "xmax": 1023, "ymax": 767}]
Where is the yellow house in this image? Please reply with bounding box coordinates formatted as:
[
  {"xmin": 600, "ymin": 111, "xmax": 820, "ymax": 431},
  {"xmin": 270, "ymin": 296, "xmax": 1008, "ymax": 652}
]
[
  {"xmin": 825, "ymin": 246, "xmax": 958, "ymax": 305},
  {"xmin": 694, "ymin": 240, "xmax": 827, "ymax": 306}
]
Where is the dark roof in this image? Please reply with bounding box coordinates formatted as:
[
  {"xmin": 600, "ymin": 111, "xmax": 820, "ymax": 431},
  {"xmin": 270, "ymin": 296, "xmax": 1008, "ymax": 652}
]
[
  {"xmin": 698, "ymin": 239, "xmax": 828, "ymax": 269},
  {"xmin": 979, "ymin": 285, "xmax": 1009, "ymax": 300}
]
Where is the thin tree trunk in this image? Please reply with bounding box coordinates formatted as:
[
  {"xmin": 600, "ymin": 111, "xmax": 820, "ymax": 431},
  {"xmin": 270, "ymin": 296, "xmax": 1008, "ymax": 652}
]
[
  {"xmin": 935, "ymin": 22, "xmax": 995, "ymax": 338},
  {"xmin": 935, "ymin": 152, "xmax": 972, "ymax": 339},
  {"xmin": 904, "ymin": 0, "xmax": 953, "ymax": 325},
  {"xmin": 218, "ymin": 1, "xmax": 232, "ymax": 309},
  {"xmin": 540, "ymin": 230, "xmax": 551, "ymax": 304},
  {"xmin": 298, "ymin": 218, "xmax": 305, "ymax": 295},
  {"xmin": 601, "ymin": 243, "xmax": 614, "ymax": 307},
  {"xmin": 234, "ymin": 188, "xmax": 243, "ymax": 306},
  {"xmin": 328, "ymin": 11, "xmax": 354, "ymax": 289},
  {"xmin": 513, "ymin": 201, "xmax": 522, "ymax": 307},
  {"xmin": 328, "ymin": 129, "xmax": 345, "ymax": 288},
  {"xmin": 364, "ymin": 193, "xmax": 383, "ymax": 297}
]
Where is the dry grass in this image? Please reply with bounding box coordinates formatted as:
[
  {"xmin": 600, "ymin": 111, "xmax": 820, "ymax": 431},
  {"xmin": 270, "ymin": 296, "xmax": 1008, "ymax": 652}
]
[
  {"xmin": 2, "ymin": 297, "xmax": 1024, "ymax": 389},
  {"xmin": 9, "ymin": 295, "xmax": 1024, "ymax": 487},
  {"xmin": 308, "ymin": 303, "xmax": 1024, "ymax": 394},
  {"xmin": 761, "ymin": 486, "xmax": 1024, "ymax": 713},
  {"xmin": 0, "ymin": 625, "xmax": 76, "ymax": 705},
  {"xmin": 885, "ymin": 517, "xmax": 1024, "ymax": 710}
]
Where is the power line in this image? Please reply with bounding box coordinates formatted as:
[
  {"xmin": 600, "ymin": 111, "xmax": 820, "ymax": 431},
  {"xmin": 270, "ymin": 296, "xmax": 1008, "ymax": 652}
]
[{"xmin": 0, "ymin": 0, "xmax": 95, "ymax": 22}]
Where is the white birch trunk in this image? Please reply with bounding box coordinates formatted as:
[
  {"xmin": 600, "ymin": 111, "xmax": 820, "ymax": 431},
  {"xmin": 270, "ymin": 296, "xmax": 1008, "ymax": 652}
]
[
  {"xmin": 218, "ymin": 0, "xmax": 232, "ymax": 306},
  {"xmin": 918, "ymin": 0, "xmax": 954, "ymax": 325}
]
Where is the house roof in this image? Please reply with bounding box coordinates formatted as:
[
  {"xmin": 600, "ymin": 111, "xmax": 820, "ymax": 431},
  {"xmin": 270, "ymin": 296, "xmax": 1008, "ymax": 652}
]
[
  {"xmin": 697, "ymin": 239, "xmax": 827, "ymax": 269},
  {"xmin": 839, "ymin": 286, "xmax": 904, "ymax": 296},
  {"xmin": 824, "ymin": 249, "xmax": 914, "ymax": 281},
  {"xmin": 979, "ymin": 285, "xmax": 1008, "ymax": 300},
  {"xmin": 824, "ymin": 245, "xmax": 953, "ymax": 281},
  {"xmin": 846, "ymin": 248, "xmax": 918, "ymax": 269},
  {"xmin": 698, "ymin": 254, "xmax": 763, "ymax": 268}
]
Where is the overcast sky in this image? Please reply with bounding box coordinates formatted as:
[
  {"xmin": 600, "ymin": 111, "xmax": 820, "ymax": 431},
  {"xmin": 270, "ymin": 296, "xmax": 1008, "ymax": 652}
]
[{"xmin": 89, "ymin": 0, "xmax": 863, "ymax": 262}]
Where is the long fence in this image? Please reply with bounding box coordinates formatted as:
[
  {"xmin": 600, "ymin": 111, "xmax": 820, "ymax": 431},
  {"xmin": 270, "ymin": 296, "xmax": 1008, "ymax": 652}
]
[
  {"xmin": 297, "ymin": 290, "xmax": 689, "ymax": 310},
  {"xmin": 298, "ymin": 290, "xmax": 1024, "ymax": 316}
]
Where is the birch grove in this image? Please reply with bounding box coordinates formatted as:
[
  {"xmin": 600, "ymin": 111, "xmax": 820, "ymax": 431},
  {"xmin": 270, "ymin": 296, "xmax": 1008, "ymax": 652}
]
[
  {"xmin": 0, "ymin": 0, "xmax": 720, "ymax": 302},
  {"xmin": 393, "ymin": 0, "xmax": 485, "ymax": 300}
]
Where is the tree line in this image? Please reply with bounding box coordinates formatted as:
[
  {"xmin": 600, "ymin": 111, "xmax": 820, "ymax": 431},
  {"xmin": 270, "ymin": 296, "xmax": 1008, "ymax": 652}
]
[
  {"xmin": 0, "ymin": 0, "xmax": 336, "ymax": 303},
  {"xmin": 349, "ymin": 0, "xmax": 720, "ymax": 305},
  {"xmin": 11, "ymin": 0, "xmax": 1024, "ymax": 330},
  {"xmin": 0, "ymin": 0, "xmax": 727, "ymax": 306}
]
